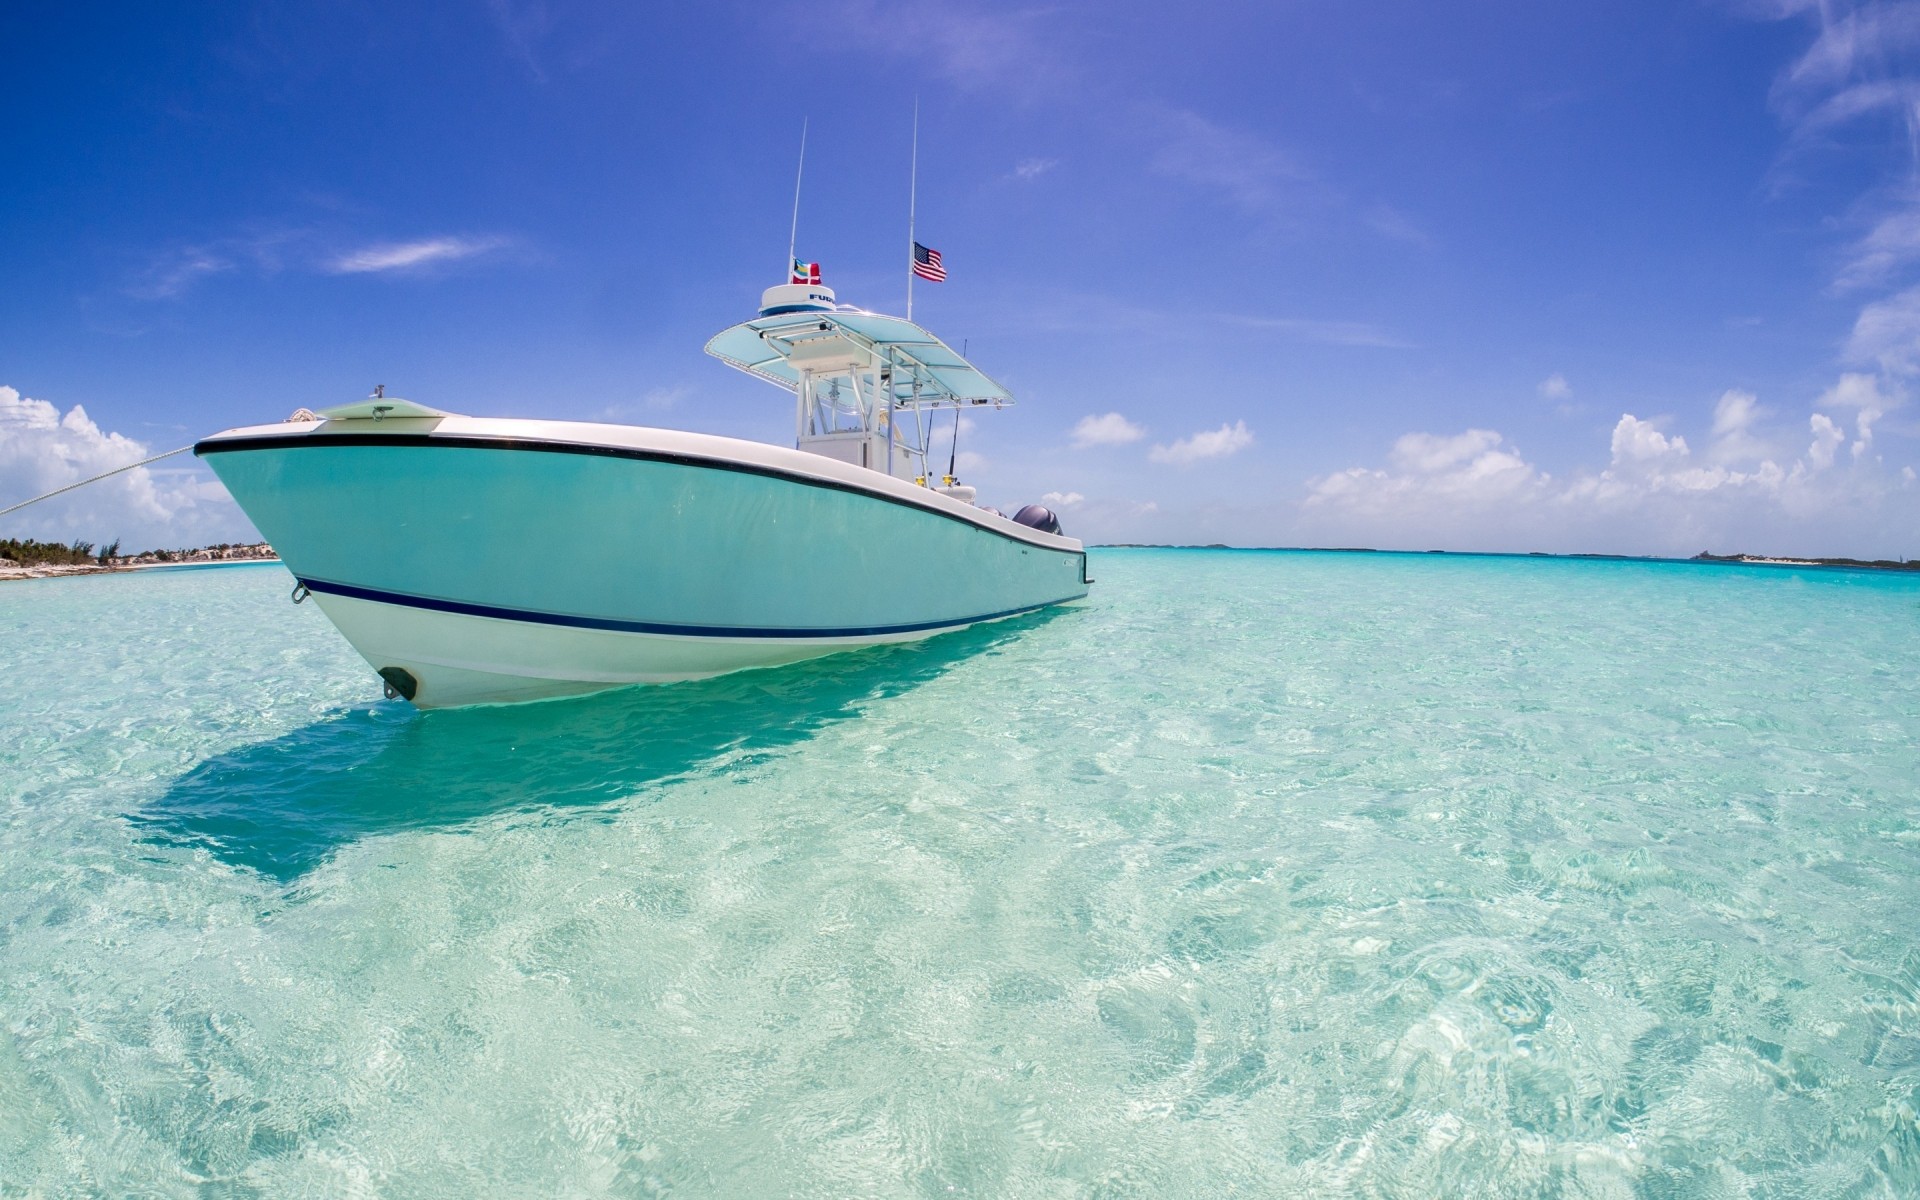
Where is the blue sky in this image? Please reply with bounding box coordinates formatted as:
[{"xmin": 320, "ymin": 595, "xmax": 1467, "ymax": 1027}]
[{"xmin": 3, "ymin": 0, "xmax": 1916, "ymax": 555}]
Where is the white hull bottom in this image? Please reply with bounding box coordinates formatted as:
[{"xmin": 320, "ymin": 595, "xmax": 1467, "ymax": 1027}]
[{"xmin": 313, "ymin": 592, "xmax": 1013, "ymax": 709}]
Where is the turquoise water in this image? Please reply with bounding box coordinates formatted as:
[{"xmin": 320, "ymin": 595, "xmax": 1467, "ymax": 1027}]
[{"xmin": 2, "ymin": 550, "xmax": 1919, "ymax": 1196}]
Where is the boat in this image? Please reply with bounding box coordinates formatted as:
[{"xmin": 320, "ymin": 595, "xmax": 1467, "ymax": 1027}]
[{"xmin": 194, "ymin": 276, "xmax": 1090, "ymax": 707}]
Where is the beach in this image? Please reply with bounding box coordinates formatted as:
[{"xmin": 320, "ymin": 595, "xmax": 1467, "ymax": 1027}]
[{"xmin": 0, "ymin": 542, "xmax": 276, "ymax": 582}]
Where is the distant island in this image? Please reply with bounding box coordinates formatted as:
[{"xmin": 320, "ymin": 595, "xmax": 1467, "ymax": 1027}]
[
  {"xmin": 1091, "ymin": 545, "xmax": 1918, "ymax": 570},
  {"xmin": 0, "ymin": 538, "xmax": 277, "ymax": 581},
  {"xmin": 1690, "ymin": 551, "xmax": 1920, "ymax": 571}
]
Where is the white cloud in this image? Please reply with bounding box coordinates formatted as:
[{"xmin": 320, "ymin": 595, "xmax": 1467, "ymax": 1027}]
[
  {"xmin": 1013, "ymin": 157, "xmax": 1057, "ymax": 180},
  {"xmin": 1712, "ymin": 388, "xmax": 1759, "ymax": 436},
  {"xmin": 1309, "ymin": 429, "xmax": 1546, "ymax": 520},
  {"xmin": 1294, "ymin": 378, "xmax": 1920, "ymax": 556},
  {"xmin": 1835, "ymin": 205, "xmax": 1920, "ymax": 289},
  {"xmin": 1775, "ymin": 2, "xmax": 1920, "ymax": 107},
  {"xmin": 1708, "ymin": 388, "xmax": 1773, "ymax": 463},
  {"xmin": 1070, "ymin": 412, "xmax": 1146, "ymax": 448},
  {"xmin": 1820, "ymin": 372, "xmax": 1894, "ymax": 410},
  {"xmin": 1810, "ymin": 412, "xmax": 1846, "ymax": 467},
  {"xmin": 1390, "ymin": 428, "xmax": 1505, "ymax": 474},
  {"xmin": 1224, "ymin": 313, "xmax": 1412, "ymax": 349},
  {"xmin": 1815, "ymin": 371, "xmax": 1896, "ymax": 457},
  {"xmin": 1040, "ymin": 491, "xmax": 1084, "ymax": 507},
  {"xmin": 1845, "ymin": 283, "xmax": 1920, "ymax": 373},
  {"xmin": 0, "ymin": 386, "xmax": 254, "ymax": 551},
  {"xmin": 1537, "ymin": 373, "xmax": 1572, "ymax": 401},
  {"xmin": 1609, "ymin": 414, "xmax": 1691, "ymax": 468},
  {"xmin": 954, "ymin": 450, "xmax": 989, "ymax": 474},
  {"xmin": 1150, "ymin": 420, "xmax": 1254, "ymax": 466},
  {"xmin": 328, "ymin": 237, "xmax": 505, "ymax": 274}
]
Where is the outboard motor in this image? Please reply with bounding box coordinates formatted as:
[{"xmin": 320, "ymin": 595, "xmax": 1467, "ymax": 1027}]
[{"xmin": 1011, "ymin": 504, "xmax": 1062, "ymax": 535}]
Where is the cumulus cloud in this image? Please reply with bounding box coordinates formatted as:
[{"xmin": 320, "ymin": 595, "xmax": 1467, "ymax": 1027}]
[
  {"xmin": 328, "ymin": 237, "xmax": 506, "ymax": 274},
  {"xmin": 1149, "ymin": 420, "xmax": 1253, "ymax": 466},
  {"xmin": 1707, "ymin": 389, "xmax": 1773, "ymax": 463},
  {"xmin": 1609, "ymin": 414, "xmax": 1691, "ymax": 468},
  {"xmin": 1712, "ymin": 388, "xmax": 1758, "ymax": 437},
  {"xmin": 1537, "ymin": 373, "xmax": 1572, "ymax": 401},
  {"xmin": 1809, "ymin": 412, "xmax": 1846, "ymax": 467},
  {"xmin": 1308, "ymin": 429, "xmax": 1546, "ymax": 520},
  {"xmin": 0, "ymin": 386, "xmax": 254, "ymax": 551},
  {"xmin": 1297, "ymin": 380, "xmax": 1920, "ymax": 556},
  {"xmin": 1389, "ymin": 428, "xmax": 1505, "ymax": 473},
  {"xmin": 1040, "ymin": 490, "xmax": 1084, "ymax": 507},
  {"xmin": 1070, "ymin": 412, "xmax": 1146, "ymax": 447}
]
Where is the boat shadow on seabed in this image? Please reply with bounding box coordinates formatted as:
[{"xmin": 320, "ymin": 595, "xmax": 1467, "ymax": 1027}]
[{"xmin": 135, "ymin": 609, "xmax": 1067, "ymax": 883}]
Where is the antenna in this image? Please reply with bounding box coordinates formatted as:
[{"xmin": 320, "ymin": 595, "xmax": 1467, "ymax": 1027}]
[
  {"xmin": 906, "ymin": 97, "xmax": 919, "ymax": 321},
  {"xmin": 947, "ymin": 406, "xmax": 961, "ymax": 482},
  {"xmin": 786, "ymin": 117, "xmax": 809, "ymax": 281},
  {"xmin": 946, "ymin": 336, "xmax": 965, "ymax": 481}
]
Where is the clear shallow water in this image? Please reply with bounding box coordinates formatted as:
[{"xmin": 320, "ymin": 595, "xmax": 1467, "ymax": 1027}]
[{"xmin": 2, "ymin": 550, "xmax": 1919, "ymax": 1197}]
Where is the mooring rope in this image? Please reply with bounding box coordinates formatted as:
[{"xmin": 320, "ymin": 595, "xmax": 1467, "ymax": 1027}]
[{"xmin": 0, "ymin": 445, "xmax": 195, "ymax": 520}]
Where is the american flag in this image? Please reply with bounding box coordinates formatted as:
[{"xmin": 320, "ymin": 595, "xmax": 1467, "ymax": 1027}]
[{"xmin": 912, "ymin": 242, "xmax": 946, "ymax": 282}]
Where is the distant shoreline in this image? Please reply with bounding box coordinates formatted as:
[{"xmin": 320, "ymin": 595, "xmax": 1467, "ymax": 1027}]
[
  {"xmin": 0, "ymin": 543, "xmax": 279, "ymax": 583},
  {"xmin": 1092, "ymin": 545, "xmax": 1920, "ymax": 571}
]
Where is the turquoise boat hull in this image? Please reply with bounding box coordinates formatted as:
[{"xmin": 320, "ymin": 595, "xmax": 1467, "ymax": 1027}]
[{"xmin": 198, "ymin": 416, "xmax": 1089, "ymax": 707}]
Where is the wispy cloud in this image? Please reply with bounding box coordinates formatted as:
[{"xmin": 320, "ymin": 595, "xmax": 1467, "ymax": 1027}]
[
  {"xmin": 126, "ymin": 230, "xmax": 300, "ymax": 300},
  {"xmin": 1149, "ymin": 108, "xmax": 1312, "ymax": 217},
  {"xmin": 1222, "ymin": 313, "xmax": 1413, "ymax": 349},
  {"xmin": 1537, "ymin": 374, "xmax": 1573, "ymax": 401},
  {"xmin": 125, "ymin": 228, "xmax": 514, "ymax": 297},
  {"xmin": 1774, "ymin": 2, "xmax": 1920, "ymax": 109},
  {"xmin": 327, "ymin": 236, "xmax": 506, "ymax": 274},
  {"xmin": 487, "ymin": 0, "xmax": 555, "ymax": 83},
  {"xmin": 1845, "ymin": 281, "xmax": 1920, "ymax": 371},
  {"xmin": 1150, "ymin": 420, "xmax": 1254, "ymax": 466},
  {"xmin": 804, "ymin": 2, "xmax": 1068, "ymax": 95},
  {"xmin": 1012, "ymin": 157, "xmax": 1057, "ymax": 180},
  {"xmin": 127, "ymin": 250, "xmax": 234, "ymax": 300},
  {"xmin": 1364, "ymin": 204, "xmax": 1433, "ymax": 247},
  {"xmin": 1007, "ymin": 290, "xmax": 1410, "ymax": 351}
]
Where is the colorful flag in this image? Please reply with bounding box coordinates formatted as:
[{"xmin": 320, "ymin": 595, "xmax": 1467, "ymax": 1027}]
[
  {"xmin": 791, "ymin": 258, "xmax": 821, "ymax": 285},
  {"xmin": 911, "ymin": 242, "xmax": 946, "ymax": 282}
]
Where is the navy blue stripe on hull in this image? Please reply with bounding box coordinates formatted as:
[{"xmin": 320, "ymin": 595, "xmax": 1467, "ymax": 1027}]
[{"xmin": 302, "ymin": 578, "xmax": 1079, "ymax": 640}]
